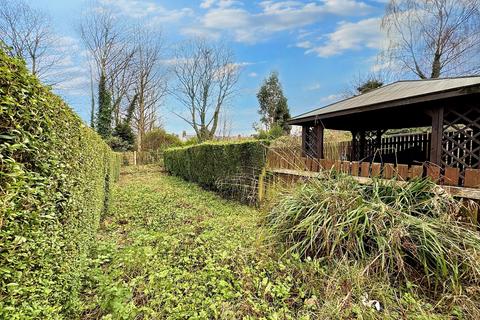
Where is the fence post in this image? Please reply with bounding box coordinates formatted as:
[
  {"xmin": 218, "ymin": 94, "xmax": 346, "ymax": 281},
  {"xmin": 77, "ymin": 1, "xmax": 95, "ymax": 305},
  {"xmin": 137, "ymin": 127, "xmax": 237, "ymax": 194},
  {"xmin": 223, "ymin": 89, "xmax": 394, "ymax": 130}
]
[
  {"xmin": 134, "ymin": 151, "xmax": 137, "ymax": 166},
  {"xmin": 257, "ymin": 167, "xmax": 266, "ymax": 203}
]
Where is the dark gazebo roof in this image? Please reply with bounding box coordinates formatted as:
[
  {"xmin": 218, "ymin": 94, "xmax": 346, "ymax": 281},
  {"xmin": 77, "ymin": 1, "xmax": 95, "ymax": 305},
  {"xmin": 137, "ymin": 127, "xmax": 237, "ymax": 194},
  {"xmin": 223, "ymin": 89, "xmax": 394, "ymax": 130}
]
[{"xmin": 289, "ymin": 76, "xmax": 480, "ymax": 130}]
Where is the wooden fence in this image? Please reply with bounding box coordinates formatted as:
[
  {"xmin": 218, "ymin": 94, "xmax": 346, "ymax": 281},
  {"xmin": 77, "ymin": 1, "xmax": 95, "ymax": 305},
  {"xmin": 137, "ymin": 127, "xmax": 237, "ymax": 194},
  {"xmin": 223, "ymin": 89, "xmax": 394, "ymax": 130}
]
[
  {"xmin": 325, "ymin": 140, "xmax": 351, "ymax": 160},
  {"xmin": 379, "ymin": 132, "xmax": 430, "ymax": 156},
  {"xmin": 266, "ymin": 149, "xmax": 480, "ymax": 190},
  {"xmin": 122, "ymin": 150, "xmax": 164, "ymax": 166}
]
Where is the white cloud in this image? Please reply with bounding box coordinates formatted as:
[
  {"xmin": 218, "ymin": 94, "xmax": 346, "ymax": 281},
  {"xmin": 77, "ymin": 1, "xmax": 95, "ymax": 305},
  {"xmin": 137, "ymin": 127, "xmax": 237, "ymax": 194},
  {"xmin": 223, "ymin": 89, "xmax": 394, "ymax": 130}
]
[
  {"xmin": 201, "ymin": 0, "xmax": 216, "ymax": 9},
  {"xmin": 321, "ymin": 0, "xmax": 372, "ymax": 15},
  {"xmin": 203, "ymin": 8, "xmax": 251, "ymax": 29},
  {"xmin": 296, "ymin": 41, "xmax": 313, "ymax": 49},
  {"xmin": 306, "ymin": 18, "xmax": 383, "ymax": 57},
  {"xmin": 55, "ymin": 75, "xmax": 91, "ymax": 95},
  {"xmin": 235, "ymin": 61, "xmax": 255, "ymax": 67},
  {"xmin": 260, "ymin": 0, "xmax": 370, "ymax": 18},
  {"xmin": 149, "ymin": 8, "xmax": 194, "ymax": 24},
  {"xmin": 201, "ymin": 0, "xmax": 239, "ymax": 9},
  {"xmin": 248, "ymin": 72, "xmax": 258, "ymax": 77},
  {"xmin": 305, "ymin": 82, "xmax": 321, "ymax": 91},
  {"xmin": 159, "ymin": 58, "xmax": 191, "ymax": 66},
  {"xmin": 181, "ymin": 26, "xmax": 222, "ymax": 40},
  {"xmin": 320, "ymin": 93, "xmax": 343, "ymax": 104},
  {"xmin": 99, "ymin": 0, "xmax": 193, "ymax": 22},
  {"xmin": 183, "ymin": 0, "xmax": 372, "ymax": 44},
  {"xmin": 39, "ymin": 36, "xmax": 92, "ymax": 96}
]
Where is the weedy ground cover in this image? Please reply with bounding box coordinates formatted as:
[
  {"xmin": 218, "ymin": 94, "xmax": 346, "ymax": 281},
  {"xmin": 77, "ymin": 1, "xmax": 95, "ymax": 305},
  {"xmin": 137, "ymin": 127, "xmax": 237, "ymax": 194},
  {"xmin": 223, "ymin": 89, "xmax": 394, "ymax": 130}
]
[
  {"xmin": 80, "ymin": 165, "xmax": 472, "ymax": 319},
  {"xmin": 267, "ymin": 171, "xmax": 480, "ymax": 318}
]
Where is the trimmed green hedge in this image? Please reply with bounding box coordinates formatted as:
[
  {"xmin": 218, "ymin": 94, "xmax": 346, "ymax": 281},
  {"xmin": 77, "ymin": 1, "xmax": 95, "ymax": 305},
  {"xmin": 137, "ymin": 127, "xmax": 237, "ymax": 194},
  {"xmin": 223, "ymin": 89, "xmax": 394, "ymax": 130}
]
[
  {"xmin": 164, "ymin": 140, "xmax": 268, "ymax": 201},
  {"xmin": 0, "ymin": 48, "xmax": 121, "ymax": 318}
]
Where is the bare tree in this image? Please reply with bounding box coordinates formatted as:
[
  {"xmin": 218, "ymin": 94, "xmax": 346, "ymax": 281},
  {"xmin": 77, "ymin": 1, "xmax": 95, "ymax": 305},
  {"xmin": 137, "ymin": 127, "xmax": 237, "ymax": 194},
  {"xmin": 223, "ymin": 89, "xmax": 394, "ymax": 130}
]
[
  {"xmin": 79, "ymin": 6, "xmax": 136, "ymax": 133},
  {"xmin": 0, "ymin": 0, "xmax": 57, "ymax": 79},
  {"xmin": 381, "ymin": 0, "xmax": 480, "ymax": 79},
  {"xmin": 171, "ymin": 39, "xmax": 240, "ymax": 142},
  {"xmin": 217, "ymin": 108, "xmax": 233, "ymax": 138},
  {"xmin": 130, "ymin": 29, "xmax": 167, "ymax": 151},
  {"xmin": 108, "ymin": 48, "xmax": 137, "ymax": 126}
]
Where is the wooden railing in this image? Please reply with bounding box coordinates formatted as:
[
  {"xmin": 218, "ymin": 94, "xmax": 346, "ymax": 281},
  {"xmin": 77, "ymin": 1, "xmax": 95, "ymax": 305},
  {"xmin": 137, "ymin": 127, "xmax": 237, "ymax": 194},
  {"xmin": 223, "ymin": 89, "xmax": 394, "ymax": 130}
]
[{"xmin": 267, "ymin": 149, "xmax": 480, "ymax": 189}]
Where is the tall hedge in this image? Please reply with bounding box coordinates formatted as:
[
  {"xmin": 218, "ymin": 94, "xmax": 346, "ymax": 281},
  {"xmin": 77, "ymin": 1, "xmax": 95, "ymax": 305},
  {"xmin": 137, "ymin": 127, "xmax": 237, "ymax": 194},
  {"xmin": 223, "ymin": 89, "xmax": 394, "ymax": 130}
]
[
  {"xmin": 0, "ymin": 48, "xmax": 121, "ymax": 318},
  {"xmin": 164, "ymin": 140, "xmax": 268, "ymax": 199}
]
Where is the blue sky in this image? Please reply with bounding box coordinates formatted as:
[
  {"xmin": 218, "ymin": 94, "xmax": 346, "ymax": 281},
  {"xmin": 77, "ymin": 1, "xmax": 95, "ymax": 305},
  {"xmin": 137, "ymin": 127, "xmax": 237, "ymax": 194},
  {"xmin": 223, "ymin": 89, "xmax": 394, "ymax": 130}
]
[{"xmin": 28, "ymin": 0, "xmax": 388, "ymax": 136}]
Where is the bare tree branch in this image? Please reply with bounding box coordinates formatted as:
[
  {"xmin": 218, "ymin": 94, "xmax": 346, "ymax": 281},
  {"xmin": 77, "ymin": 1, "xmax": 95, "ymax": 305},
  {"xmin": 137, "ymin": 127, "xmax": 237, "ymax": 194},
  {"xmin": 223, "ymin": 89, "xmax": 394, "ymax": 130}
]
[
  {"xmin": 170, "ymin": 39, "xmax": 240, "ymax": 142},
  {"xmin": 130, "ymin": 28, "xmax": 167, "ymax": 151},
  {"xmin": 79, "ymin": 5, "xmax": 137, "ymax": 131},
  {"xmin": 381, "ymin": 0, "xmax": 480, "ymax": 79},
  {"xmin": 0, "ymin": 0, "xmax": 59, "ymax": 81}
]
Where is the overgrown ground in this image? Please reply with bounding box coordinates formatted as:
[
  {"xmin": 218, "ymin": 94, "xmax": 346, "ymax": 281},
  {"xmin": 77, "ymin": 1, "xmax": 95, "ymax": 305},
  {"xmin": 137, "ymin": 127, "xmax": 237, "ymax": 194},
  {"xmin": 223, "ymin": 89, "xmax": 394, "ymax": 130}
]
[{"xmin": 80, "ymin": 165, "xmax": 463, "ymax": 319}]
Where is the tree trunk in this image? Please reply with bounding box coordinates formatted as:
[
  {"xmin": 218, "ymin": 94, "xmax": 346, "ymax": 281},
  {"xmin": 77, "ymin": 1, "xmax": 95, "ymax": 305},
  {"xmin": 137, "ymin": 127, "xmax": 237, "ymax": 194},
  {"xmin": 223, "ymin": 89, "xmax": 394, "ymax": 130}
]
[{"xmin": 430, "ymin": 50, "xmax": 442, "ymax": 78}]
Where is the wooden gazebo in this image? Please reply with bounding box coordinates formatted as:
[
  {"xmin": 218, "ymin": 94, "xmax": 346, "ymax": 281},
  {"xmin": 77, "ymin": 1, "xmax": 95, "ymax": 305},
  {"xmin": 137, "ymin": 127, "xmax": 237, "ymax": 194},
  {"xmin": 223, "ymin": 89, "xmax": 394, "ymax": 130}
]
[{"xmin": 287, "ymin": 76, "xmax": 480, "ymax": 188}]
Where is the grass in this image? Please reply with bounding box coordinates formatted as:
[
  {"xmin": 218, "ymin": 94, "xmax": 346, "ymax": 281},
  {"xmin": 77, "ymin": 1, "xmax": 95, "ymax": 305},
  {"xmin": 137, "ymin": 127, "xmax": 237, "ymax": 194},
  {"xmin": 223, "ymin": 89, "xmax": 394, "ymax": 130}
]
[
  {"xmin": 266, "ymin": 172, "xmax": 480, "ymax": 318},
  {"xmin": 80, "ymin": 165, "xmax": 474, "ymax": 319}
]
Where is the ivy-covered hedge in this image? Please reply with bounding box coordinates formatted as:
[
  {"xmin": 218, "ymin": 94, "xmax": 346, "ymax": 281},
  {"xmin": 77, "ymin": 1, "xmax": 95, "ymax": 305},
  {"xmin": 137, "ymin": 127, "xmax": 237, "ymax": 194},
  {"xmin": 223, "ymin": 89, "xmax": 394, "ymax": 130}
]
[
  {"xmin": 0, "ymin": 48, "xmax": 121, "ymax": 318},
  {"xmin": 164, "ymin": 140, "xmax": 268, "ymax": 200}
]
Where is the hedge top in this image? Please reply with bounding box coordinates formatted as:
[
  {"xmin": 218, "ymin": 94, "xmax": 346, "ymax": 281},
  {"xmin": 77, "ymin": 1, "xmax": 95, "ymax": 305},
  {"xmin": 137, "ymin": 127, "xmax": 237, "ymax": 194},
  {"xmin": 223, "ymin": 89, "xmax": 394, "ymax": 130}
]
[{"xmin": 165, "ymin": 138, "xmax": 267, "ymax": 152}]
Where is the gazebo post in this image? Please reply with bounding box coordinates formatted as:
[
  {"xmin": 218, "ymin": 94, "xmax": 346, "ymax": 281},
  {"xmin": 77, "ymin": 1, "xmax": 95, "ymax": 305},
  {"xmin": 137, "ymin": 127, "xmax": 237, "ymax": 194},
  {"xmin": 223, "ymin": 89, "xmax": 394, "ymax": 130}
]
[
  {"xmin": 430, "ymin": 107, "xmax": 444, "ymax": 165},
  {"xmin": 301, "ymin": 125, "xmax": 307, "ymax": 157},
  {"xmin": 313, "ymin": 123, "xmax": 324, "ymax": 159},
  {"xmin": 351, "ymin": 130, "xmax": 357, "ymax": 161},
  {"xmin": 359, "ymin": 130, "xmax": 366, "ymax": 160},
  {"xmin": 473, "ymin": 126, "xmax": 480, "ymax": 169},
  {"xmin": 375, "ymin": 129, "xmax": 382, "ymax": 151}
]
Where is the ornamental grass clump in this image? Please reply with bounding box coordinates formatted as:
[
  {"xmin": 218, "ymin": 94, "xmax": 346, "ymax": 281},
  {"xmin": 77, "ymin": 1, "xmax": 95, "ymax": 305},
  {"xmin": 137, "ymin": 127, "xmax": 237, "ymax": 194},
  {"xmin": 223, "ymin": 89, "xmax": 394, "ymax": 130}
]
[{"xmin": 267, "ymin": 173, "xmax": 480, "ymax": 290}]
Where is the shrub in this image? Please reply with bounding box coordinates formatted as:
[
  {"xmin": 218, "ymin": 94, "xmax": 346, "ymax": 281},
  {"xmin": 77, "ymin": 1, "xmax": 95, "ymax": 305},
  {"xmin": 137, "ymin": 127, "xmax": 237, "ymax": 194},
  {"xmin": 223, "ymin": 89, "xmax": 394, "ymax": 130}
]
[
  {"xmin": 254, "ymin": 123, "xmax": 285, "ymax": 140},
  {"xmin": 141, "ymin": 128, "xmax": 182, "ymax": 151},
  {"xmin": 107, "ymin": 135, "xmax": 132, "ymax": 152},
  {"xmin": 182, "ymin": 135, "xmax": 199, "ymax": 146},
  {"xmin": 267, "ymin": 173, "xmax": 480, "ymax": 291},
  {"xmin": 164, "ymin": 140, "xmax": 269, "ymax": 202},
  {"xmin": 0, "ymin": 47, "xmax": 121, "ymax": 318},
  {"xmin": 110, "ymin": 122, "xmax": 135, "ymax": 151}
]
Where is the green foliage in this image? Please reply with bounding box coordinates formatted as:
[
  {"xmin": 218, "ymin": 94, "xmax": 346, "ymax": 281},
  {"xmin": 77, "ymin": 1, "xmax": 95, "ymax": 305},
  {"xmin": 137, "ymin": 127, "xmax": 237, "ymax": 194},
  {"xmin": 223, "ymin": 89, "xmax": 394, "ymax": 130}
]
[
  {"xmin": 81, "ymin": 166, "xmax": 467, "ymax": 319},
  {"xmin": 97, "ymin": 71, "xmax": 112, "ymax": 139},
  {"xmin": 255, "ymin": 123, "xmax": 285, "ymax": 140},
  {"xmin": 267, "ymin": 173, "xmax": 480, "ymax": 291},
  {"xmin": 0, "ymin": 48, "xmax": 121, "ymax": 318},
  {"xmin": 357, "ymin": 79, "xmax": 383, "ymax": 94},
  {"xmin": 110, "ymin": 122, "xmax": 135, "ymax": 152},
  {"xmin": 124, "ymin": 93, "xmax": 137, "ymax": 125},
  {"xmin": 164, "ymin": 140, "xmax": 269, "ymax": 202},
  {"xmin": 257, "ymin": 71, "xmax": 291, "ymax": 133},
  {"xmin": 90, "ymin": 95, "xmax": 95, "ymax": 129},
  {"xmin": 142, "ymin": 128, "xmax": 182, "ymax": 151},
  {"xmin": 108, "ymin": 95, "xmax": 137, "ymax": 152},
  {"xmin": 182, "ymin": 136, "xmax": 199, "ymax": 146}
]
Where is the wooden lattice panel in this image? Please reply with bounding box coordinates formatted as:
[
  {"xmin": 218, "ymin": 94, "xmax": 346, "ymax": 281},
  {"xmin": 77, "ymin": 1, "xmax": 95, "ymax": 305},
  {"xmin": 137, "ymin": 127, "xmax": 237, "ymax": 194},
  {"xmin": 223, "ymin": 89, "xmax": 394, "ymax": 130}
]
[
  {"xmin": 442, "ymin": 105, "xmax": 480, "ymax": 182},
  {"xmin": 304, "ymin": 126, "xmax": 318, "ymax": 157},
  {"xmin": 351, "ymin": 130, "xmax": 385, "ymax": 161}
]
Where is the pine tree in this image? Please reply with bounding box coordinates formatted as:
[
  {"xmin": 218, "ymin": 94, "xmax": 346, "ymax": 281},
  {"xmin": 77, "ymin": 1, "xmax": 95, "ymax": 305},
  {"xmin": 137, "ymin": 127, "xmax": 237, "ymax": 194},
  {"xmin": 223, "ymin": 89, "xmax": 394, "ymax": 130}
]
[
  {"xmin": 274, "ymin": 98, "xmax": 291, "ymax": 133},
  {"xmin": 96, "ymin": 71, "xmax": 112, "ymax": 138},
  {"xmin": 257, "ymin": 71, "xmax": 291, "ymax": 133}
]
